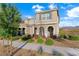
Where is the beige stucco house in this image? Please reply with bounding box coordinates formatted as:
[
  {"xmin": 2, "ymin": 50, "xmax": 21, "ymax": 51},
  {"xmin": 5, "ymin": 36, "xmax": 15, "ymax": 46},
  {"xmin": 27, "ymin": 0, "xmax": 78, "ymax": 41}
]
[{"xmin": 18, "ymin": 8, "xmax": 59, "ymax": 38}]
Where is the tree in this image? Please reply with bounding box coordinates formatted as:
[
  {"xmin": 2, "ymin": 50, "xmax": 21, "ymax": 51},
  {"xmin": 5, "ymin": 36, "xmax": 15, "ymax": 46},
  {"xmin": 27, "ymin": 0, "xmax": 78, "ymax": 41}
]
[{"xmin": 0, "ymin": 3, "xmax": 21, "ymax": 55}]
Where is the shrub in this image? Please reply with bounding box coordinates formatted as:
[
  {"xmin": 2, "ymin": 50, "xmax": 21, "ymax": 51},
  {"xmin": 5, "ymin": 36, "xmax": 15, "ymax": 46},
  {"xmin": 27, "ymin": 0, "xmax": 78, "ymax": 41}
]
[
  {"xmin": 22, "ymin": 35, "xmax": 31, "ymax": 41},
  {"xmin": 37, "ymin": 36, "xmax": 43, "ymax": 44},
  {"xmin": 45, "ymin": 38, "xmax": 54, "ymax": 45},
  {"xmin": 59, "ymin": 35, "xmax": 64, "ymax": 39},
  {"xmin": 68, "ymin": 35, "xmax": 79, "ymax": 41},
  {"xmin": 27, "ymin": 34, "xmax": 32, "ymax": 39},
  {"xmin": 53, "ymin": 35, "xmax": 57, "ymax": 39},
  {"xmin": 12, "ymin": 36, "xmax": 20, "ymax": 41},
  {"xmin": 28, "ymin": 39, "xmax": 34, "ymax": 43},
  {"xmin": 21, "ymin": 35, "xmax": 27, "ymax": 41},
  {"xmin": 59, "ymin": 34, "xmax": 69, "ymax": 39}
]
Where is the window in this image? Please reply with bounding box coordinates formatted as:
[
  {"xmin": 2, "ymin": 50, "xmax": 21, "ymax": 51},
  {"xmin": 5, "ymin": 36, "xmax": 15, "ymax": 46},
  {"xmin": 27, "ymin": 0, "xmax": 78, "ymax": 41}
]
[
  {"xmin": 41, "ymin": 14, "xmax": 45, "ymax": 20},
  {"xmin": 47, "ymin": 13, "xmax": 51, "ymax": 19},
  {"xmin": 41, "ymin": 13, "xmax": 51, "ymax": 20}
]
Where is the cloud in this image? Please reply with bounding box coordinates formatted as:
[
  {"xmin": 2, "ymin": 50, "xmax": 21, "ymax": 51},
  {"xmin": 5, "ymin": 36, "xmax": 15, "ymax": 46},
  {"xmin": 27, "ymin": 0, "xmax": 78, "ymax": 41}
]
[
  {"xmin": 35, "ymin": 9, "xmax": 42, "ymax": 12},
  {"xmin": 60, "ymin": 5, "xmax": 79, "ymax": 27},
  {"xmin": 32, "ymin": 4, "xmax": 44, "ymax": 9},
  {"xmin": 68, "ymin": 4, "xmax": 73, "ymax": 7},
  {"xmin": 25, "ymin": 15, "xmax": 32, "ymax": 19},
  {"xmin": 59, "ymin": 21, "xmax": 73, "ymax": 27},
  {"xmin": 60, "ymin": 17, "xmax": 73, "ymax": 20},
  {"xmin": 49, "ymin": 3, "xmax": 57, "ymax": 9},
  {"xmin": 32, "ymin": 4, "xmax": 44, "ymax": 12},
  {"xmin": 66, "ymin": 4, "xmax": 73, "ymax": 7},
  {"xmin": 60, "ymin": 6, "xmax": 66, "ymax": 9},
  {"xmin": 60, "ymin": 6, "xmax": 79, "ymax": 21},
  {"xmin": 67, "ymin": 7, "xmax": 79, "ymax": 17},
  {"xmin": 60, "ymin": 17, "xmax": 79, "ymax": 27},
  {"xmin": 60, "ymin": 14, "xmax": 79, "ymax": 27}
]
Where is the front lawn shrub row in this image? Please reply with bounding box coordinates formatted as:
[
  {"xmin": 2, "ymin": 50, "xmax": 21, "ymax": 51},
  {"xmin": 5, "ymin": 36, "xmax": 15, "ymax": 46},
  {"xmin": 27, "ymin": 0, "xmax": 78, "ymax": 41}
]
[
  {"xmin": 37, "ymin": 36, "xmax": 44, "ymax": 44},
  {"xmin": 18, "ymin": 35, "xmax": 54, "ymax": 46},
  {"xmin": 59, "ymin": 34, "xmax": 79, "ymax": 41},
  {"xmin": 59, "ymin": 34, "xmax": 69, "ymax": 39},
  {"xmin": 45, "ymin": 38, "xmax": 54, "ymax": 45},
  {"xmin": 28, "ymin": 39, "xmax": 34, "ymax": 43},
  {"xmin": 68, "ymin": 35, "xmax": 79, "ymax": 41},
  {"xmin": 37, "ymin": 36, "xmax": 54, "ymax": 45},
  {"xmin": 27, "ymin": 36, "xmax": 54, "ymax": 46},
  {"xmin": 21, "ymin": 35, "xmax": 32, "ymax": 41}
]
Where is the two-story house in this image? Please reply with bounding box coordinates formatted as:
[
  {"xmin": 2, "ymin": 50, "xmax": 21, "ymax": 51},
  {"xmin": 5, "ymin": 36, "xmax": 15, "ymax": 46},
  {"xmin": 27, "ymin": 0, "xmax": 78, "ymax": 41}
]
[{"xmin": 18, "ymin": 8, "xmax": 59, "ymax": 38}]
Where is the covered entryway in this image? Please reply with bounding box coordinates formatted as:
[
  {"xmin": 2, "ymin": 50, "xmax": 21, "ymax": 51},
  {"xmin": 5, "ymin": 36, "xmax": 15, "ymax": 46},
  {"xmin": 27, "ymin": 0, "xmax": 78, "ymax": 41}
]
[
  {"xmin": 18, "ymin": 28, "xmax": 25, "ymax": 36},
  {"xmin": 34, "ymin": 27, "xmax": 37, "ymax": 36},
  {"xmin": 23, "ymin": 28, "xmax": 25, "ymax": 35},
  {"xmin": 39, "ymin": 27, "xmax": 45, "ymax": 36},
  {"xmin": 48, "ymin": 26, "xmax": 54, "ymax": 38}
]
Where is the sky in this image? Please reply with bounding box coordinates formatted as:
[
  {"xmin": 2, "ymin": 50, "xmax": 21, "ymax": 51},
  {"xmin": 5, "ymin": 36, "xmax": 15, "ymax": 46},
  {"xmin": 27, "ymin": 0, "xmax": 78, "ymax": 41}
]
[{"xmin": 15, "ymin": 3, "xmax": 79, "ymax": 27}]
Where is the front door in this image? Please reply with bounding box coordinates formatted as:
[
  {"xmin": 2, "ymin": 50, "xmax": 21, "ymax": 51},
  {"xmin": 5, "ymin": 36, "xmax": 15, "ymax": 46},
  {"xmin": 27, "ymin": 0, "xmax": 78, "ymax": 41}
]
[{"xmin": 48, "ymin": 26, "xmax": 53, "ymax": 38}]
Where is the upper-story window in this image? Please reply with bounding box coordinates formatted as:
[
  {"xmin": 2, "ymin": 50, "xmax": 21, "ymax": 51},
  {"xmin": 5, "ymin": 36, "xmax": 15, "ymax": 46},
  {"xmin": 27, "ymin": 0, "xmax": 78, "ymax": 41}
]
[
  {"xmin": 41, "ymin": 13, "xmax": 51, "ymax": 20},
  {"xmin": 36, "ymin": 14, "xmax": 41, "ymax": 20}
]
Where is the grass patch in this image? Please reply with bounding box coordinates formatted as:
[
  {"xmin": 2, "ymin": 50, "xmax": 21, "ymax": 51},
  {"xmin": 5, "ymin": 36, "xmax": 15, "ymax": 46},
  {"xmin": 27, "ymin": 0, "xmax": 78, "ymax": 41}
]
[
  {"xmin": 37, "ymin": 36, "xmax": 43, "ymax": 44},
  {"xmin": 45, "ymin": 38, "xmax": 54, "ymax": 46}
]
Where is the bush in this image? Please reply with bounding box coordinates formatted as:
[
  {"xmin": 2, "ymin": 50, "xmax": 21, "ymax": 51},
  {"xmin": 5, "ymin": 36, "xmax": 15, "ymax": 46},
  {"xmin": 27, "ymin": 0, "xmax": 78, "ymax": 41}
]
[
  {"xmin": 22, "ymin": 35, "xmax": 31, "ymax": 41},
  {"xmin": 27, "ymin": 35, "xmax": 32, "ymax": 39},
  {"xmin": 45, "ymin": 38, "xmax": 54, "ymax": 45},
  {"xmin": 68, "ymin": 35, "xmax": 79, "ymax": 41},
  {"xmin": 59, "ymin": 34, "xmax": 69, "ymax": 39},
  {"xmin": 21, "ymin": 35, "xmax": 27, "ymax": 41},
  {"xmin": 37, "ymin": 36, "xmax": 43, "ymax": 44},
  {"xmin": 12, "ymin": 36, "xmax": 20, "ymax": 41},
  {"xmin": 28, "ymin": 39, "xmax": 34, "ymax": 43},
  {"xmin": 53, "ymin": 35, "xmax": 57, "ymax": 39}
]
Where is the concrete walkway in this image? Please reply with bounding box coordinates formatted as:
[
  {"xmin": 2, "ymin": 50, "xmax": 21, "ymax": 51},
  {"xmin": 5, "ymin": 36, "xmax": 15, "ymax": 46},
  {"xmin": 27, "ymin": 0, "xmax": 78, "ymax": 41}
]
[
  {"xmin": 0, "ymin": 40, "xmax": 79, "ymax": 56},
  {"xmin": 22, "ymin": 43, "xmax": 79, "ymax": 56},
  {"xmin": 0, "ymin": 40, "xmax": 27, "ymax": 48}
]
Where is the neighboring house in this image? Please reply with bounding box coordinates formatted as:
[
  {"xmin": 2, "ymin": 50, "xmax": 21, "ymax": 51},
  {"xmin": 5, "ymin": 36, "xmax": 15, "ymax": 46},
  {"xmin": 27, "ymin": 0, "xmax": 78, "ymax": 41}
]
[{"xmin": 18, "ymin": 8, "xmax": 60, "ymax": 38}]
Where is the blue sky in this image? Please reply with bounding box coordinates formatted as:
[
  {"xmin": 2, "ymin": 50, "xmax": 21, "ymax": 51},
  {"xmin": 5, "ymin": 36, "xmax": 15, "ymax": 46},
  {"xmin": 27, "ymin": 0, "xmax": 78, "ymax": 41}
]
[{"xmin": 15, "ymin": 3, "xmax": 79, "ymax": 27}]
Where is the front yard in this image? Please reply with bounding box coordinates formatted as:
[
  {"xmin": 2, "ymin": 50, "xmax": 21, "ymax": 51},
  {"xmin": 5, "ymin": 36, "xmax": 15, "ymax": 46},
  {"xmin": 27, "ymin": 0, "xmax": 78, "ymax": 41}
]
[
  {"xmin": 26, "ymin": 35, "xmax": 79, "ymax": 48},
  {"xmin": 1, "ymin": 35, "xmax": 79, "ymax": 56}
]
